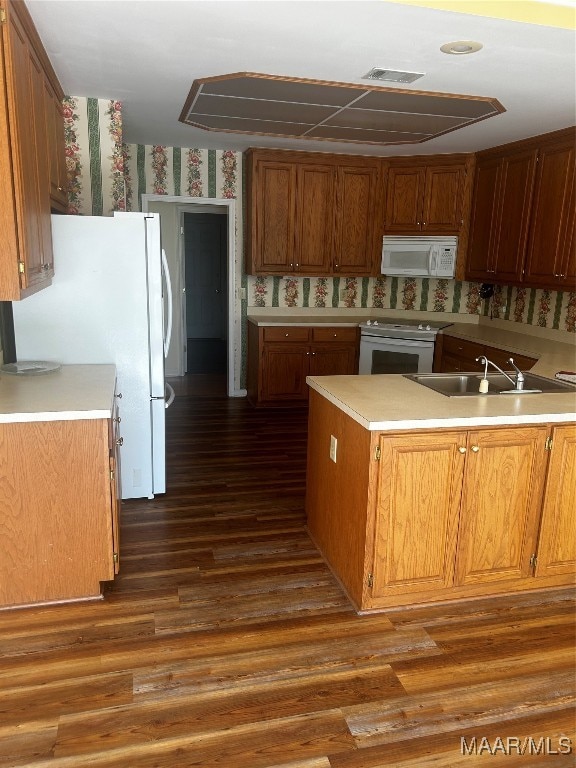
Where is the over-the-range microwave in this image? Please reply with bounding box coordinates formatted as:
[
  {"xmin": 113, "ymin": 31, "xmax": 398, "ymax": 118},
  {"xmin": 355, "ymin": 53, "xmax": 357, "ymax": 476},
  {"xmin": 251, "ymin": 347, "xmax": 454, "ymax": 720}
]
[{"xmin": 381, "ymin": 236, "xmax": 457, "ymax": 278}]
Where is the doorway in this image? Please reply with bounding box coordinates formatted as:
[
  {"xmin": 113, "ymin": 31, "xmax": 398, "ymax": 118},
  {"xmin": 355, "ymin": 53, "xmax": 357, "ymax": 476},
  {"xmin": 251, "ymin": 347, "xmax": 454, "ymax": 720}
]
[
  {"xmin": 141, "ymin": 195, "xmax": 244, "ymax": 397},
  {"xmin": 183, "ymin": 211, "xmax": 227, "ymax": 375}
]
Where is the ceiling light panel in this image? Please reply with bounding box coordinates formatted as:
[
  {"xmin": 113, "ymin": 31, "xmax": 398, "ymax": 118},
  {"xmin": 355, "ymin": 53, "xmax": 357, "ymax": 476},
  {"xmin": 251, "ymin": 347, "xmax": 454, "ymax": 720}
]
[{"xmin": 180, "ymin": 73, "xmax": 505, "ymax": 146}]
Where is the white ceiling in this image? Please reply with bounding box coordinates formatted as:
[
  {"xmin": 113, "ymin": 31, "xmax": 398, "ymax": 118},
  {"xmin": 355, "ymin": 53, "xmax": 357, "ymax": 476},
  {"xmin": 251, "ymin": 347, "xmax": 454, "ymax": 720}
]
[{"xmin": 26, "ymin": 0, "xmax": 576, "ymax": 157}]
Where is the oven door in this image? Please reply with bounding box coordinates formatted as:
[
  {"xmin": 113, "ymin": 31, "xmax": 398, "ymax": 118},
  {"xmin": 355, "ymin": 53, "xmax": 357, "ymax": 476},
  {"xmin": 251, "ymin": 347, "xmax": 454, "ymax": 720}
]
[{"xmin": 358, "ymin": 335, "xmax": 435, "ymax": 375}]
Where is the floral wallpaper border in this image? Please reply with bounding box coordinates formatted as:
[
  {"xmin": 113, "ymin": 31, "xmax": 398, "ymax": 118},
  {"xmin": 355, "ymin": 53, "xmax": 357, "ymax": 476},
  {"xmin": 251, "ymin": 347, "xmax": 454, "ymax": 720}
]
[{"xmin": 247, "ymin": 276, "xmax": 576, "ymax": 333}]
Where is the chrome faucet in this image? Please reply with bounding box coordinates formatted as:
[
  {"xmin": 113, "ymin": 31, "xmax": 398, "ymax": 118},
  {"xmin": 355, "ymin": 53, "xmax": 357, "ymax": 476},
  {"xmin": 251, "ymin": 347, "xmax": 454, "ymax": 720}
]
[{"xmin": 475, "ymin": 355, "xmax": 526, "ymax": 391}]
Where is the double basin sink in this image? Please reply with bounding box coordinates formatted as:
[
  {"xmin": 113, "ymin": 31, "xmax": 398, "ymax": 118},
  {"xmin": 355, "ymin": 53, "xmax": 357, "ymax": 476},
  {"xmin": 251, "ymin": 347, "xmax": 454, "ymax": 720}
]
[{"xmin": 404, "ymin": 371, "xmax": 576, "ymax": 397}]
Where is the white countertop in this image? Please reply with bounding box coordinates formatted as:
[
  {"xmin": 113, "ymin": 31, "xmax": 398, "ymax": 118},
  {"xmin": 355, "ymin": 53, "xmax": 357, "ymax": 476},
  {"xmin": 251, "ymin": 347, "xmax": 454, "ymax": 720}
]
[
  {"xmin": 0, "ymin": 364, "xmax": 117, "ymax": 423},
  {"xmin": 306, "ymin": 374, "xmax": 576, "ymax": 431}
]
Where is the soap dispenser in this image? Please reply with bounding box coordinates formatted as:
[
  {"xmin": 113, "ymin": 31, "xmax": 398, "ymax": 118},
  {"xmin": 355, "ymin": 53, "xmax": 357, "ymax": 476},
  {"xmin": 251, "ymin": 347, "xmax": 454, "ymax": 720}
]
[{"xmin": 478, "ymin": 356, "xmax": 489, "ymax": 393}]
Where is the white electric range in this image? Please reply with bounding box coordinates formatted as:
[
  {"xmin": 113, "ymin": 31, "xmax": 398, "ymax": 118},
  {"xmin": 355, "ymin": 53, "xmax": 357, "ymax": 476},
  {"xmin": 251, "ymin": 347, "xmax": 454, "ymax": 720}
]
[{"xmin": 358, "ymin": 318, "xmax": 453, "ymax": 375}]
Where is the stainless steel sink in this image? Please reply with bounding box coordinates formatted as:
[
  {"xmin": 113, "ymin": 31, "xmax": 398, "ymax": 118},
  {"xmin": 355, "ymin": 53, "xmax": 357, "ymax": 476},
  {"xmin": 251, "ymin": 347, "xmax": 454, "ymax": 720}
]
[{"xmin": 404, "ymin": 372, "xmax": 576, "ymax": 397}]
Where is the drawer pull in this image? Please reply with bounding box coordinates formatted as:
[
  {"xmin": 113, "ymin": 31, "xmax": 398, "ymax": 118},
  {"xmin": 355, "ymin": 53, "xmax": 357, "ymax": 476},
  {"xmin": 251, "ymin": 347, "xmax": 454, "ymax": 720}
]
[
  {"xmin": 458, "ymin": 446, "xmax": 467, "ymax": 454},
  {"xmin": 471, "ymin": 445, "xmax": 479, "ymax": 453}
]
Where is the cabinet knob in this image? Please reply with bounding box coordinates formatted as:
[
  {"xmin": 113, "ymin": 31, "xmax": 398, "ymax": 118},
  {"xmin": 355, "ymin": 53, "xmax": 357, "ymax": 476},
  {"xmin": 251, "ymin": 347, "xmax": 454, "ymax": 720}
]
[
  {"xmin": 295, "ymin": 263, "xmax": 299, "ymax": 267},
  {"xmin": 471, "ymin": 445, "xmax": 480, "ymax": 452},
  {"xmin": 333, "ymin": 333, "xmax": 337, "ymax": 337},
  {"xmin": 458, "ymin": 446, "xmax": 467, "ymax": 454},
  {"xmin": 57, "ymin": 186, "xmax": 64, "ymax": 192},
  {"xmin": 285, "ymin": 333, "xmax": 289, "ymax": 337},
  {"xmin": 311, "ymin": 351, "xmax": 316, "ymax": 356},
  {"xmin": 116, "ymin": 437, "xmax": 124, "ymax": 446}
]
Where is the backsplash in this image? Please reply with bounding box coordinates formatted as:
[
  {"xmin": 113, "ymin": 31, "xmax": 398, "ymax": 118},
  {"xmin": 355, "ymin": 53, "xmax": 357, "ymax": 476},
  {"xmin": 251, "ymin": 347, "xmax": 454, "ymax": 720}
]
[
  {"xmin": 247, "ymin": 276, "xmax": 576, "ymax": 333},
  {"xmin": 63, "ymin": 97, "xmax": 575, "ymax": 334}
]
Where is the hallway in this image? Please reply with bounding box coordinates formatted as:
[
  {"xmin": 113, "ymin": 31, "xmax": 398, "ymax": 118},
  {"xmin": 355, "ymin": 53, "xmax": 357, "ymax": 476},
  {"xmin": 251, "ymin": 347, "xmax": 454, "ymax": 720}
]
[{"xmin": 0, "ymin": 379, "xmax": 574, "ymax": 766}]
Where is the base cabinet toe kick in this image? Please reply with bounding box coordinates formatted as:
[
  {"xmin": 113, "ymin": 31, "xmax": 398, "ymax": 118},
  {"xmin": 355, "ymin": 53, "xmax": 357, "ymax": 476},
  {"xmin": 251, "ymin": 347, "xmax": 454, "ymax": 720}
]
[{"xmin": 305, "ymin": 389, "xmax": 576, "ymax": 612}]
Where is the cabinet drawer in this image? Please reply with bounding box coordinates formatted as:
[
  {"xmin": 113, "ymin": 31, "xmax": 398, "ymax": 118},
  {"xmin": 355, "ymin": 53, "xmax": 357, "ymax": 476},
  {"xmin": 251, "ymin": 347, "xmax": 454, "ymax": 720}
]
[
  {"xmin": 311, "ymin": 327, "xmax": 358, "ymax": 343},
  {"xmin": 442, "ymin": 335, "xmax": 484, "ymax": 361},
  {"xmin": 262, "ymin": 327, "xmax": 310, "ymax": 343}
]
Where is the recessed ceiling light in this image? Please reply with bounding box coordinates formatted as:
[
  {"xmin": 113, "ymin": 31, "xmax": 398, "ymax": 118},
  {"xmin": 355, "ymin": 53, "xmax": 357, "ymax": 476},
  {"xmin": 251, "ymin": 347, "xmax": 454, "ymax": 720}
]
[{"xmin": 440, "ymin": 40, "xmax": 483, "ymax": 55}]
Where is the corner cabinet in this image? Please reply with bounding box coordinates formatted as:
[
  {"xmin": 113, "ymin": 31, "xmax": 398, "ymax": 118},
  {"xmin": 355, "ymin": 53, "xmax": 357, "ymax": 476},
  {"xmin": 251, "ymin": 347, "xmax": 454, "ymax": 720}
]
[
  {"xmin": 0, "ymin": 0, "xmax": 67, "ymax": 300},
  {"xmin": 247, "ymin": 323, "xmax": 359, "ymax": 406},
  {"xmin": 465, "ymin": 127, "xmax": 576, "ymax": 289},
  {"xmin": 306, "ymin": 390, "xmax": 575, "ymax": 612},
  {"xmin": 245, "ymin": 149, "xmax": 382, "ymax": 276}
]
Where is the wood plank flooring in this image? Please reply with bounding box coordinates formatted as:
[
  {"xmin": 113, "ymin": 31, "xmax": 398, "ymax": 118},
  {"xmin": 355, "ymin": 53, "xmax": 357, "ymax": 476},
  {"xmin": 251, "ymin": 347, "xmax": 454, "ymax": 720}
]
[{"xmin": 1, "ymin": 374, "xmax": 575, "ymax": 767}]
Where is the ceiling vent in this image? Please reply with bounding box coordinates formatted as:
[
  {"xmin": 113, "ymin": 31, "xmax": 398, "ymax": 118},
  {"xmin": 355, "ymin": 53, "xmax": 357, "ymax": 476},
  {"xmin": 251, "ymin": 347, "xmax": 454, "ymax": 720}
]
[{"xmin": 362, "ymin": 68, "xmax": 425, "ymax": 84}]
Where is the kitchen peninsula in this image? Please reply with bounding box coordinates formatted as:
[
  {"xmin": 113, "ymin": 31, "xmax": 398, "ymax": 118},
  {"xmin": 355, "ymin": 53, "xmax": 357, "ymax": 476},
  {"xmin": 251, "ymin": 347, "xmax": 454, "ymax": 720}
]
[
  {"xmin": 0, "ymin": 365, "xmax": 120, "ymax": 609},
  {"xmin": 306, "ymin": 354, "xmax": 576, "ymax": 613}
]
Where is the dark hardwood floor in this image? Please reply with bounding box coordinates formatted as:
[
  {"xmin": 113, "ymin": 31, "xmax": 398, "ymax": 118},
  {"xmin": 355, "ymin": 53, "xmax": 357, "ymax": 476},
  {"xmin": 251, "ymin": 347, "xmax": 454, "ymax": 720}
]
[{"xmin": 1, "ymin": 375, "xmax": 575, "ymax": 767}]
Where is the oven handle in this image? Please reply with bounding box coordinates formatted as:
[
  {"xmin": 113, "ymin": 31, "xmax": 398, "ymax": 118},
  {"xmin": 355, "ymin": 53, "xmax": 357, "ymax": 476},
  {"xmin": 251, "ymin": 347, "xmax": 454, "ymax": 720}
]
[{"xmin": 360, "ymin": 335, "xmax": 435, "ymax": 348}]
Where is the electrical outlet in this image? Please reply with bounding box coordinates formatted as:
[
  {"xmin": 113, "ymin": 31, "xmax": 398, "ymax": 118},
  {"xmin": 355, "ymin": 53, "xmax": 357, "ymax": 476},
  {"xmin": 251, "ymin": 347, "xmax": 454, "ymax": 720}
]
[
  {"xmin": 330, "ymin": 435, "xmax": 338, "ymax": 463},
  {"xmin": 237, "ymin": 287, "xmax": 247, "ymax": 301}
]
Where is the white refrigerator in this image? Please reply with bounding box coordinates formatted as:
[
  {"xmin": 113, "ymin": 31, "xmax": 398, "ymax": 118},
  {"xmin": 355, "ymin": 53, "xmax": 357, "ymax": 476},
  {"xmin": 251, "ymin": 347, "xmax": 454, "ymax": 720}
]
[{"xmin": 12, "ymin": 212, "xmax": 174, "ymax": 500}]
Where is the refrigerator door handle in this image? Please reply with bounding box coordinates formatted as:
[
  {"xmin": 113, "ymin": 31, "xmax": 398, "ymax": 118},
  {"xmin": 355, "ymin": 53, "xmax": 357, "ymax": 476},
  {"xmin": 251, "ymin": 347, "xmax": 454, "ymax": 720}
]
[
  {"xmin": 165, "ymin": 382, "xmax": 175, "ymax": 409},
  {"xmin": 161, "ymin": 248, "xmax": 173, "ymax": 359}
]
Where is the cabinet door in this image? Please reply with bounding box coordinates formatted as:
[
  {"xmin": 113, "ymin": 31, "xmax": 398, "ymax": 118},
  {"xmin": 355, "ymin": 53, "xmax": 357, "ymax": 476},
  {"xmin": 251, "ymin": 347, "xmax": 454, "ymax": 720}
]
[
  {"xmin": 524, "ymin": 139, "xmax": 576, "ymax": 287},
  {"xmin": 422, "ymin": 165, "xmax": 465, "ymax": 233},
  {"xmin": 252, "ymin": 161, "xmax": 296, "ymax": 273},
  {"xmin": 261, "ymin": 344, "xmax": 309, "ymax": 401},
  {"xmin": 44, "ymin": 78, "xmax": 68, "ymax": 211},
  {"xmin": 384, "ymin": 166, "xmax": 423, "ymax": 233},
  {"xmin": 1, "ymin": 5, "xmax": 53, "ymax": 296},
  {"xmin": 536, "ymin": 425, "xmax": 576, "ymax": 577},
  {"xmin": 455, "ymin": 427, "xmax": 547, "ymax": 586},
  {"xmin": 465, "ymin": 157, "xmax": 501, "ymax": 281},
  {"xmin": 334, "ymin": 165, "xmax": 379, "ymax": 274},
  {"xmin": 310, "ymin": 344, "xmax": 357, "ymax": 376},
  {"xmin": 491, "ymin": 149, "xmax": 537, "ymax": 283},
  {"xmin": 295, "ymin": 164, "xmax": 335, "ymax": 274},
  {"xmin": 372, "ymin": 432, "xmax": 465, "ymax": 597}
]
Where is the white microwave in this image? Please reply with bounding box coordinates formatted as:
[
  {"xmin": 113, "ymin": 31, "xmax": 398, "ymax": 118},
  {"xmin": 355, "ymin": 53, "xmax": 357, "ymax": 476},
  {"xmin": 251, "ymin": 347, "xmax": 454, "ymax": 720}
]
[{"xmin": 381, "ymin": 236, "xmax": 457, "ymax": 278}]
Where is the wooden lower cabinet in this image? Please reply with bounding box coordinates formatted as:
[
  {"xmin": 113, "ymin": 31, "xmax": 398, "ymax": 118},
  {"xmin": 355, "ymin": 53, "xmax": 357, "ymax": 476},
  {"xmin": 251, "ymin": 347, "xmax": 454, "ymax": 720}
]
[
  {"xmin": 306, "ymin": 390, "xmax": 575, "ymax": 611},
  {"xmin": 248, "ymin": 323, "xmax": 359, "ymax": 406},
  {"xmin": 0, "ymin": 416, "xmax": 120, "ymax": 608},
  {"xmin": 535, "ymin": 425, "xmax": 576, "ymax": 577},
  {"xmin": 434, "ymin": 333, "xmax": 538, "ymax": 374}
]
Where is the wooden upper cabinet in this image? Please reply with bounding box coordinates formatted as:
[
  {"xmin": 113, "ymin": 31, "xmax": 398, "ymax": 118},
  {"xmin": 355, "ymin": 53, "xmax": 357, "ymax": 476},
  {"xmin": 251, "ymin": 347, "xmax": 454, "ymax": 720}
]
[
  {"xmin": 249, "ymin": 159, "xmax": 297, "ymax": 273},
  {"xmin": 245, "ymin": 149, "xmax": 382, "ymax": 276},
  {"xmin": 465, "ymin": 127, "xmax": 575, "ymax": 289},
  {"xmin": 295, "ymin": 163, "xmax": 335, "ymax": 274},
  {"xmin": 44, "ymin": 77, "xmax": 68, "ymax": 211},
  {"xmin": 333, "ymin": 164, "xmax": 379, "ymax": 275},
  {"xmin": 466, "ymin": 149, "xmax": 537, "ymax": 283},
  {"xmin": 384, "ymin": 166, "xmax": 423, "ymax": 232},
  {"xmin": 523, "ymin": 137, "xmax": 576, "ymax": 288},
  {"xmin": 0, "ymin": 0, "xmax": 65, "ymax": 300},
  {"xmin": 384, "ymin": 159, "xmax": 468, "ymax": 235}
]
